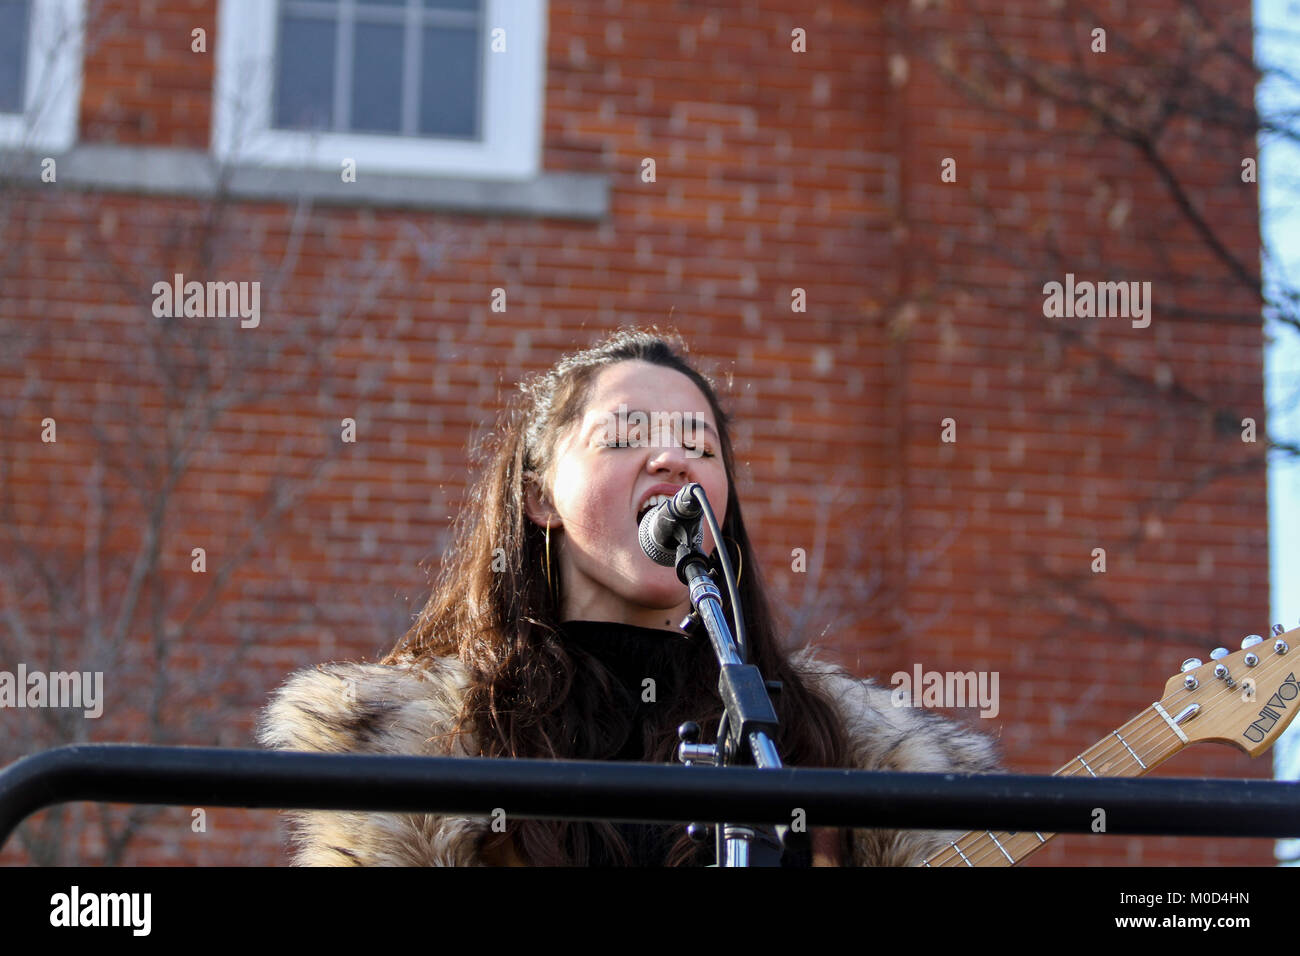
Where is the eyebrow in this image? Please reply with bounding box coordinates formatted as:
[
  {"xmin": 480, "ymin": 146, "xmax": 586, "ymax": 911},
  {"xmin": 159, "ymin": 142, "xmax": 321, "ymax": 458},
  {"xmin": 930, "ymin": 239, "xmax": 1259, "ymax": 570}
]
[{"xmin": 587, "ymin": 409, "xmax": 718, "ymax": 439}]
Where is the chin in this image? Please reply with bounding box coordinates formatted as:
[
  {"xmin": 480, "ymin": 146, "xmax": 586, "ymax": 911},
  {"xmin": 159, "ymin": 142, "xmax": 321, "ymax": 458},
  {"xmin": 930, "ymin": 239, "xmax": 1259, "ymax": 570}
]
[{"xmin": 630, "ymin": 573, "xmax": 687, "ymax": 607}]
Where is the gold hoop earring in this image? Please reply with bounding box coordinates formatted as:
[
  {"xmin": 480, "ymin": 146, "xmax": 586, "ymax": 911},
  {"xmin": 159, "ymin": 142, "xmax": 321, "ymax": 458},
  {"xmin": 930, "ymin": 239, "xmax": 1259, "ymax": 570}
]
[
  {"xmin": 723, "ymin": 535, "xmax": 742, "ymax": 586},
  {"xmin": 544, "ymin": 517, "xmax": 553, "ymax": 595}
]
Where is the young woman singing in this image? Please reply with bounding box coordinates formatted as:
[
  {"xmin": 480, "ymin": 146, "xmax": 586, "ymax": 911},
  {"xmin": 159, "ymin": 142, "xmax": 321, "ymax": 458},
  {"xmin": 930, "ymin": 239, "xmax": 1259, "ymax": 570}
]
[{"xmin": 257, "ymin": 328, "xmax": 999, "ymax": 866}]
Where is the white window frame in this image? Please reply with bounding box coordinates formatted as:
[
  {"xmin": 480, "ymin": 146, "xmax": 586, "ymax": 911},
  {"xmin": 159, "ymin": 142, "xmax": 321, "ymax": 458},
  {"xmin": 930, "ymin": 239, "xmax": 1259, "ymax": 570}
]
[
  {"xmin": 0, "ymin": 0, "xmax": 85, "ymax": 151},
  {"xmin": 213, "ymin": 0, "xmax": 547, "ymax": 180}
]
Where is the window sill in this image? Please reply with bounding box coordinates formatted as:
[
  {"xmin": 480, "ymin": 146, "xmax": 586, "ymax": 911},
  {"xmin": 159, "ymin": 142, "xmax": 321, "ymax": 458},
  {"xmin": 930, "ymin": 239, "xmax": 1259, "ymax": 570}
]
[{"xmin": 5, "ymin": 143, "xmax": 607, "ymax": 220}]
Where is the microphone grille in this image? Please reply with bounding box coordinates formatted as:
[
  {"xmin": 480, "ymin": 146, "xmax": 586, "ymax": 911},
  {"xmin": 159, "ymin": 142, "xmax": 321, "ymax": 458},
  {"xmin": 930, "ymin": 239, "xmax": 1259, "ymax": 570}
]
[{"xmin": 638, "ymin": 509, "xmax": 677, "ymax": 567}]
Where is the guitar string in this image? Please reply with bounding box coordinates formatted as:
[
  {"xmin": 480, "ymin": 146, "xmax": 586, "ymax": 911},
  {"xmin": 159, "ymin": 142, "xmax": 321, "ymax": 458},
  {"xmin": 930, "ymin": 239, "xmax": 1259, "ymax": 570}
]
[{"xmin": 920, "ymin": 645, "xmax": 1295, "ymax": 867}]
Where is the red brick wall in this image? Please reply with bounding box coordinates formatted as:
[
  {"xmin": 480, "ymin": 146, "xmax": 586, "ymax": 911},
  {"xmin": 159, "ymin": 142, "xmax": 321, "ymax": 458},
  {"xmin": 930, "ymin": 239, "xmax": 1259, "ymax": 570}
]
[
  {"xmin": 0, "ymin": 0, "xmax": 1270, "ymax": 866},
  {"xmin": 80, "ymin": 0, "xmax": 217, "ymax": 146}
]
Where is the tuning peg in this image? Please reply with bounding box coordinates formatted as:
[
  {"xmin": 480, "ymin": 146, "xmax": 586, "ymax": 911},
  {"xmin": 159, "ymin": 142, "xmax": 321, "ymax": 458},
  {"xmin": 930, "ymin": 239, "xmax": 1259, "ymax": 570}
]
[
  {"xmin": 1273, "ymin": 624, "xmax": 1287, "ymax": 637},
  {"xmin": 1210, "ymin": 647, "xmax": 1229, "ymax": 660},
  {"xmin": 1181, "ymin": 658, "xmax": 1202, "ymax": 672},
  {"xmin": 1243, "ymin": 634, "xmax": 1264, "ymax": 649}
]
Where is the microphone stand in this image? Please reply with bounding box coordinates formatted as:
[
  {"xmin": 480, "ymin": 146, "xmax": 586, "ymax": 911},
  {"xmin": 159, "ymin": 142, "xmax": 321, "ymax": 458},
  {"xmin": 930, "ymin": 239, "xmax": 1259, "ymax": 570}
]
[{"xmin": 650, "ymin": 483, "xmax": 791, "ymax": 866}]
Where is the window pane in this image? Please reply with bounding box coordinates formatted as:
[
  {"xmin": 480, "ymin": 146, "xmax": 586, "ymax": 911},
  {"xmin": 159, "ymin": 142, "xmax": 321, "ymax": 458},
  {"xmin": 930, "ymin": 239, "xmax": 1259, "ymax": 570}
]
[
  {"xmin": 0, "ymin": 0, "xmax": 29, "ymax": 113},
  {"xmin": 274, "ymin": 15, "xmax": 336, "ymax": 130},
  {"xmin": 419, "ymin": 26, "xmax": 478, "ymax": 138},
  {"xmin": 351, "ymin": 22, "xmax": 403, "ymax": 133}
]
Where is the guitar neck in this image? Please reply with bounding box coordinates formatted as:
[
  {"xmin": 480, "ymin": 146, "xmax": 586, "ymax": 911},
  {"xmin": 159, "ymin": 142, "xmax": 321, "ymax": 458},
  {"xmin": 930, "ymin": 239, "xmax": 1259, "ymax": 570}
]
[{"xmin": 919, "ymin": 702, "xmax": 1188, "ymax": 866}]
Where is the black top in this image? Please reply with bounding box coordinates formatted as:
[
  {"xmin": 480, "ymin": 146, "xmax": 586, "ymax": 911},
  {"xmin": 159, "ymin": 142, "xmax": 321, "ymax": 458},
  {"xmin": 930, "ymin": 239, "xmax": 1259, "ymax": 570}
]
[
  {"xmin": 557, "ymin": 618, "xmax": 709, "ymax": 865},
  {"xmin": 555, "ymin": 619, "xmax": 807, "ymax": 867}
]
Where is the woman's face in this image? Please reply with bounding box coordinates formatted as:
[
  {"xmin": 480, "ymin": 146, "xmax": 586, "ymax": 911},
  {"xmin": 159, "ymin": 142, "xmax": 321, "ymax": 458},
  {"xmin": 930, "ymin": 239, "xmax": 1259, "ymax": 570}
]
[{"xmin": 526, "ymin": 360, "xmax": 730, "ymax": 631}]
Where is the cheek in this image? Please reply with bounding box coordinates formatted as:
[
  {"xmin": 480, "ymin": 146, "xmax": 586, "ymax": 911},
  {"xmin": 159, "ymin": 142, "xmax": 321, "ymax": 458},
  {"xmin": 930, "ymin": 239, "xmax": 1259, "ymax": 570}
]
[
  {"xmin": 704, "ymin": 472, "xmax": 729, "ymax": 522},
  {"xmin": 714, "ymin": 482, "xmax": 731, "ymax": 545},
  {"xmin": 553, "ymin": 459, "xmax": 623, "ymax": 536}
]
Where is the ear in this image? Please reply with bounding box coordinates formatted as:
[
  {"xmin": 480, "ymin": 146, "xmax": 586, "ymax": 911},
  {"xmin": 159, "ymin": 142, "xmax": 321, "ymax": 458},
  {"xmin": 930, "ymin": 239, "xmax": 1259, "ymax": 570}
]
[{"xmin": 523, "ymin": 469, "xmax": 560, "ymax": 529}]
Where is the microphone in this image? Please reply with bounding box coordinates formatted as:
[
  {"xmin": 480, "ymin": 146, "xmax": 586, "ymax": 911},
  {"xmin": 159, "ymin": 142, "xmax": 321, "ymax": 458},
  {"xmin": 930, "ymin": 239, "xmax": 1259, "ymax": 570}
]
[{"xmin": 638, "ymin": 484, "xmax": 704, "ymax": 567}]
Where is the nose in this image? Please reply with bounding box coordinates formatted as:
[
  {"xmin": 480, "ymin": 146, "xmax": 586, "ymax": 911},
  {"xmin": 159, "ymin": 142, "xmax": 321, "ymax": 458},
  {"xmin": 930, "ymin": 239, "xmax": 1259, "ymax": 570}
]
[{"xmin": 647, "ymin": 444, "xmax": 693, "ymax": 481}]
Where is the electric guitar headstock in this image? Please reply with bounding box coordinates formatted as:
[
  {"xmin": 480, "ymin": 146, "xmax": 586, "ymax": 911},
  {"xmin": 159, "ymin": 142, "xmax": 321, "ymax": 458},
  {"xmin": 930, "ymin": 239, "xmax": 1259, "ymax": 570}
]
[{"xmin": 1159, "ymin": 625, "xmax": 1299, "ymax": 756}]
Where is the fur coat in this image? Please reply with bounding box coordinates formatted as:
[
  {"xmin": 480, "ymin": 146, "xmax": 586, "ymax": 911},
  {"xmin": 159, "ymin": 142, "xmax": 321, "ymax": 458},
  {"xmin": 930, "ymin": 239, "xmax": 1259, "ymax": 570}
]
[{"xmin": 255, "ymin": 647, "xmax": 1000, "ymax": 866}]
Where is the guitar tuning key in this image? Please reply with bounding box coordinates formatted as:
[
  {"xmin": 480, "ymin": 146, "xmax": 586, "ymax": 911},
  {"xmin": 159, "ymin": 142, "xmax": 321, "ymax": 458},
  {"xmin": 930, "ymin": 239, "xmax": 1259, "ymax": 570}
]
[
  {"xmin": 1273, "ymin": 624, "xmax": 1287, "ymax": 637},
  {"xmin": 1210, "ymin": 647, "xmax": 1229, "ymax": 660},
  {"xmin": 1241, "ymin": 635, "xmax": 1264, "ymax": 650},
  {"xmin": 1181, "ymin": 658, "xmax": 1202, "ymax": 672}
]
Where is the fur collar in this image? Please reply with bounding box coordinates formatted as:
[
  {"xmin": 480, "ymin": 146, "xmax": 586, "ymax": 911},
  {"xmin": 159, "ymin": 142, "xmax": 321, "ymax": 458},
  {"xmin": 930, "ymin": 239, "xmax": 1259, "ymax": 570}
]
[{"xmin": 256, "ymin": 649, "xmax": 1000, "ymax": 866}]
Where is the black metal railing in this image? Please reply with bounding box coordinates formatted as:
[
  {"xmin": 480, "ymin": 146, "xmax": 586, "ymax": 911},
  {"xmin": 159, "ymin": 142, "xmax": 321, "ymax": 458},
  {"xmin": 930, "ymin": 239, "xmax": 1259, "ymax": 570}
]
[{"xmin": 2, "ymin": 744, "xmax": 1298, "ymax": 855}]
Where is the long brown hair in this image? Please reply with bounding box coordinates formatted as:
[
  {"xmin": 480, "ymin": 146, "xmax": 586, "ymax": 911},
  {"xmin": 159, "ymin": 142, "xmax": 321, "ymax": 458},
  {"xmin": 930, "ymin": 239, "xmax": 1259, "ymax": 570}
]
[{"xmin": 384, "ymin": 327, "xmax": 851, "ymax": 865}]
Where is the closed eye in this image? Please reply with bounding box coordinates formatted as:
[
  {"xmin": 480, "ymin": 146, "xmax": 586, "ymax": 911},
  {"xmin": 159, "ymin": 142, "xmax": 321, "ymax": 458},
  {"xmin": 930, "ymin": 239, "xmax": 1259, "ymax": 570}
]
[{"xmin": 603, "ymin": 440, "xmax": 714, "ymax": 458}]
